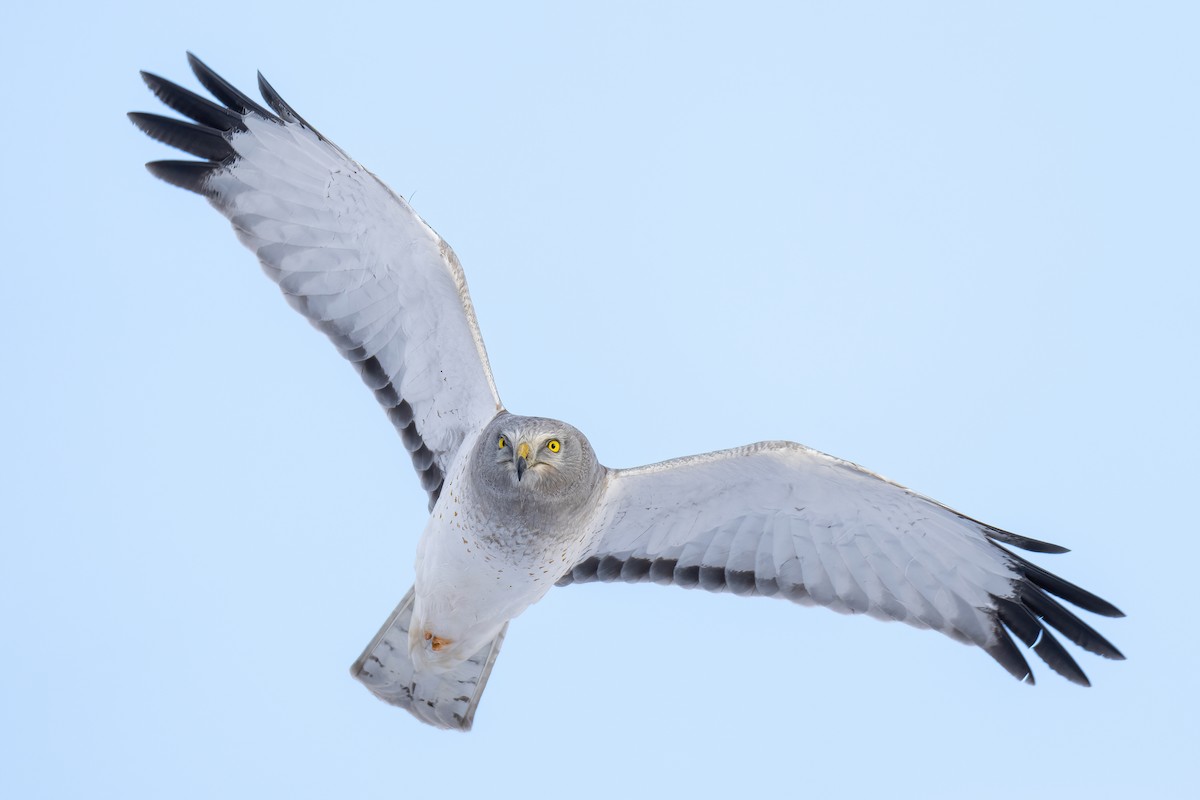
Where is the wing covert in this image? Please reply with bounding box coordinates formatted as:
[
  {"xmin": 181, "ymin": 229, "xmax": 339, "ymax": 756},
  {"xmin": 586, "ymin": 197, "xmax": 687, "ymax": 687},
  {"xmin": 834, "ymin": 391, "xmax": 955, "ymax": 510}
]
[
  {"xmin": 130, "ymin": 54, "xmax": 503, "ymax": 506},
  {"xmin": 564, "ymin": 441, "xmax": 1124, "ymax": 685}
]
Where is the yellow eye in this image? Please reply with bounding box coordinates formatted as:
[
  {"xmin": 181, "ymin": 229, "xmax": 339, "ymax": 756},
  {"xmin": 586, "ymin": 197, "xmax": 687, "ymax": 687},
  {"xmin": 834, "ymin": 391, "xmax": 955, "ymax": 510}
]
[
  {"xmin": 498, "ymin": 435, "xmax": 507, "ymax": 449},
  {"xmin": 546, "ymin": 439, "xmax": 561, "ymax": 453}
]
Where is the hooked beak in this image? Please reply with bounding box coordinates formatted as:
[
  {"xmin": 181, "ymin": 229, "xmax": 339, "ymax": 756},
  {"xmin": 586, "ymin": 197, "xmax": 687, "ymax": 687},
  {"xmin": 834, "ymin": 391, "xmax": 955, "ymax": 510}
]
[{"xmin": 515, "ymin": 442, "xmax": 531, "ymax": 481}]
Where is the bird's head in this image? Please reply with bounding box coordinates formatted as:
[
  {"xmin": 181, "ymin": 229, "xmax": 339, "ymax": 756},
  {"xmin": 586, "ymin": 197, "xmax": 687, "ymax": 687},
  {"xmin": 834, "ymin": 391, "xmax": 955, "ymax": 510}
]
[{"xmin": 475, "ymin": 413, "xmax": 603, "ymax": 503}]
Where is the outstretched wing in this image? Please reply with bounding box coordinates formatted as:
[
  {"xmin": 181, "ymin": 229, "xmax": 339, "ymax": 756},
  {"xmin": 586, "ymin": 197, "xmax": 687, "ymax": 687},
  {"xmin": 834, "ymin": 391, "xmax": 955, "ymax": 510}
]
[
  {"xmin": 129, "ymin": 54, "xmax": 502, "ymax": 506},
  {"xmin": 564, "ymin": 441, "xmax": 1124, "ymax": 685}
]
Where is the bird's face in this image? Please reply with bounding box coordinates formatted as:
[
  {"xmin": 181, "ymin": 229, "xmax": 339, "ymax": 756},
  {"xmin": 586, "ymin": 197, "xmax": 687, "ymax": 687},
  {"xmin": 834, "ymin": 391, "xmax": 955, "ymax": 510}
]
[
  {"xmin": 493, "ymin": 422, "xmax": 570, "ymax": 488},
  {"xmin": 477, "ymin": 414, "xmax": 601, "ymax": 502}
]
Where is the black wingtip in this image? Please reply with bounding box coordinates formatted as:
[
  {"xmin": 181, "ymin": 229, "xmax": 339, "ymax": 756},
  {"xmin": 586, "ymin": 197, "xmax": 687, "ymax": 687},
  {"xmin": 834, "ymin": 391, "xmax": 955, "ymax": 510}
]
[
  {"xmin": 256, "ymin": 71, "xmax": 290, "ymax": 117},
  {"xmin": 1007, "ymin": 550, "xmax": 1126, "ymax": 619},
  {"xmin": 135, "ymin": 55, "xmax": 328, "ymax": 196},
  {"xmin": 128, "ymin": 112, "xmax": 234, "ymax": 161},
  {"xmin": 257, "ymin": 70, "xmax": 326, "ymax": 140},
  {"xmin": 984, "ymin": 526, "xmax": 1070, "ymax": 554},
  {"xmin": 138, "ymin": 70, "xmax": 245, "ymax": 133},
  {"xmin": 1021, "ymin": 586, "xmax": 1126, "ymax": 661},
  {"xmin": 984, "ymin": 617, "xmax": 1036, "ymax": 686},
  {"xmin": 992, "ymin": 595, "xmax": 1090, "ymax": 687},
  {"xmin": 144, "ymin": 160, "xmax": 218, "ymax": 195},
  {"xmin": 186, "ymin": 52, "xmax": 279, "ymax": 121},
  {"xmin": 1033, "ymin": 629, "xmax": 1091, "ymax": 687}
]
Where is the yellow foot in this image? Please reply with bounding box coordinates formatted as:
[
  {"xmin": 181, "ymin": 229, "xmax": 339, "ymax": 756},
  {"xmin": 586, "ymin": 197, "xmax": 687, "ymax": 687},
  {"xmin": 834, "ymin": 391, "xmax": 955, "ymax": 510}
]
[{"xmin": 423, "ymin": 631, "xmax": 452, "ymax": 652}]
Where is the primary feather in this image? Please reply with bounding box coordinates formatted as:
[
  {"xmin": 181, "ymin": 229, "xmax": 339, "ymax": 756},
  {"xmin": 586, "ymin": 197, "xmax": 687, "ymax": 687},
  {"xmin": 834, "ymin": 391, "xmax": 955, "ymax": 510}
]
[{"xmin": 131, "ymin": 54, "xmax": 501, "ymax": 509}]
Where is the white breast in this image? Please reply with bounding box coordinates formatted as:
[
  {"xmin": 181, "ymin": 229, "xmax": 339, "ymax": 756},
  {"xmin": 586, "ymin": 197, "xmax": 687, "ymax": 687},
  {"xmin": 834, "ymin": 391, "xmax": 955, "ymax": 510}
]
[{"xmin": 409, "ymin": 441, "xmax": 594, "ymax": 670}]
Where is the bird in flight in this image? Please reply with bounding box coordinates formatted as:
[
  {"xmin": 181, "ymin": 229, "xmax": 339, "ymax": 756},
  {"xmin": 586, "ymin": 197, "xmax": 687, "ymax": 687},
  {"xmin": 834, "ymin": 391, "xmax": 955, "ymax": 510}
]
[{"xmin": 130, "ymin": 54, "xmax": 1124, "ymax": 730}]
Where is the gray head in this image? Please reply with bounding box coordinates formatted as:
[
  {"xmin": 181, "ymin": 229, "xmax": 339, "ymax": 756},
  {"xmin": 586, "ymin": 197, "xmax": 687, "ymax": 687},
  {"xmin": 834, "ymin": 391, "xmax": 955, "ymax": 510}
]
[{"xmin": 472, "ymin": 413, "xmax": 605, "ymax": 510}]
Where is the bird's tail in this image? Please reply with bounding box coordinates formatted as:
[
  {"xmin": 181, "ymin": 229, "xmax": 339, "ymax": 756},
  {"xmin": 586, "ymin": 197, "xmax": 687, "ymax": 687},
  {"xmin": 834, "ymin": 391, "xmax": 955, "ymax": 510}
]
[{"xmin": 350, "ymin": 586, "xmax": 507, "ymax": 731}]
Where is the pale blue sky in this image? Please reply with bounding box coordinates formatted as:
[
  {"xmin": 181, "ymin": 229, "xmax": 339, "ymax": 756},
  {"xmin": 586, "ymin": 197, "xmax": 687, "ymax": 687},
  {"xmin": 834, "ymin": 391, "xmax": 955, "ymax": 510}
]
[{"xmin": 3, "ymin": 2, "xmax": 1197, "ymax": 797}]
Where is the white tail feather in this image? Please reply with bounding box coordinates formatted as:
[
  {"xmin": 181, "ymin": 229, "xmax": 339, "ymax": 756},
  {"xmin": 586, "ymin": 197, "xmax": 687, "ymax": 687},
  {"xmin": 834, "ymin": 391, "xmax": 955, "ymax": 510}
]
[{"xmin": 350, "ymin": 587, "xmax": 507, "ymax": 730}]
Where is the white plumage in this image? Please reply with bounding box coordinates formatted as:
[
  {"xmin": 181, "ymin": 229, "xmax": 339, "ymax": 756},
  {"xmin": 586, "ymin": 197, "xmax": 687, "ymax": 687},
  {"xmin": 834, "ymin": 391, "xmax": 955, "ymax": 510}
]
[{"xmin": 130, "ymin": 54, "xmax": 1124, "ymax": 731}]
